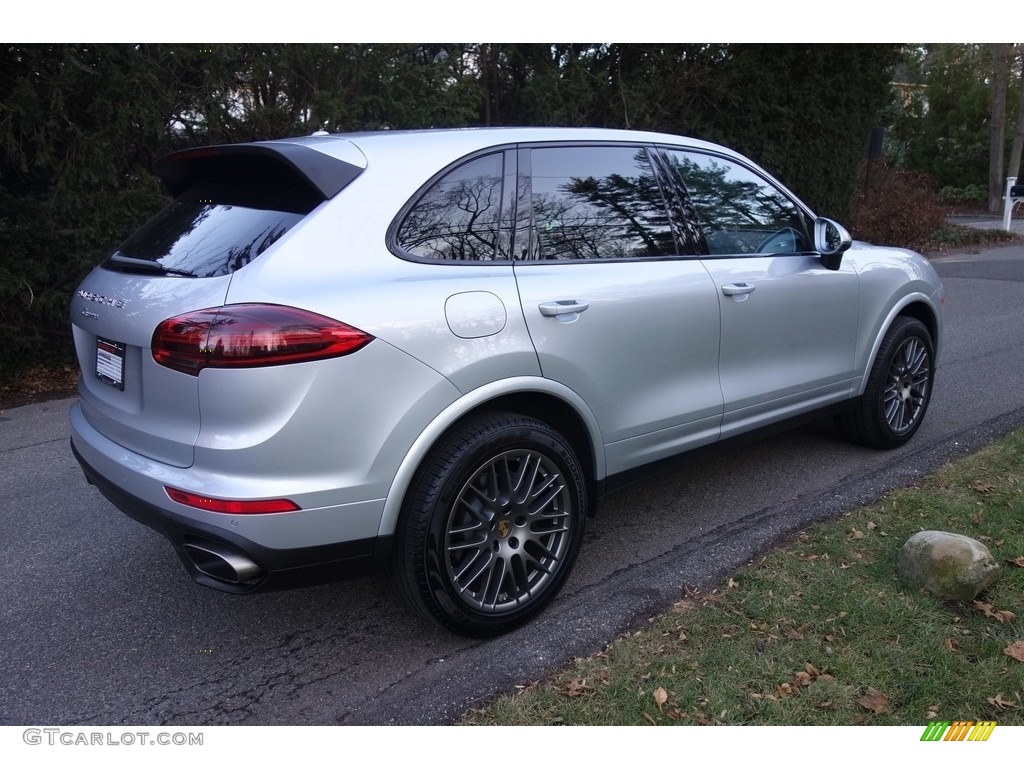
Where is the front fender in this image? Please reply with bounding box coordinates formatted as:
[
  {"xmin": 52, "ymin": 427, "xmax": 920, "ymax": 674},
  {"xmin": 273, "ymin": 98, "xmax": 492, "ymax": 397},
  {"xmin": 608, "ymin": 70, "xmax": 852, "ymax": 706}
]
[
  {"xmin": 849, "ymin": 245, "xmax": 944, "ymax": 393},
  {"xmin": 856, "ymin": 289, "xmax": 943, "ymax": 395}
]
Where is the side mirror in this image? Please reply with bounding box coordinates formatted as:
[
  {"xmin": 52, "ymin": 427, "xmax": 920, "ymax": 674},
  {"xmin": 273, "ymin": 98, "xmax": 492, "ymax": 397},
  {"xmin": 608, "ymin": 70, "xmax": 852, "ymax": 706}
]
[{"xmin": 814, "ymin": 217, "xmax": 852, "ymax": 270}]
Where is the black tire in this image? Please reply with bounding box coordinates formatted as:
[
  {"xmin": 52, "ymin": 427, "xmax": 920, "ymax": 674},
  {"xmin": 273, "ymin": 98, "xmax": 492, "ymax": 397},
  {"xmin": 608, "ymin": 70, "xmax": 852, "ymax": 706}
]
[
  {"xmin": 390, "ymin": 411, "xmax": 587, "ymax": 637},
  {"xmin": 836, "ymin": 316, "xmax": 935, "ymax": 449}
]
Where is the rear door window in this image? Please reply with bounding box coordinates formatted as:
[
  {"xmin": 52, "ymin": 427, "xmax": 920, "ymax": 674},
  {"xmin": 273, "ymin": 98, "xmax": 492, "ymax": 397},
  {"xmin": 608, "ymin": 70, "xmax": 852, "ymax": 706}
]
[{"xmin": 527, "ymin": 145, "xmax": 676, "ymax": 260}]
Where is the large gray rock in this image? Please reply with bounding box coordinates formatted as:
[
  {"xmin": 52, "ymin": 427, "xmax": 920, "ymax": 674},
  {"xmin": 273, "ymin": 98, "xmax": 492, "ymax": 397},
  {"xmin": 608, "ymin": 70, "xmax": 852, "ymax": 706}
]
[{"xmin": 896, "ymin": 531, "xmax": 1001, "ymax": 601}]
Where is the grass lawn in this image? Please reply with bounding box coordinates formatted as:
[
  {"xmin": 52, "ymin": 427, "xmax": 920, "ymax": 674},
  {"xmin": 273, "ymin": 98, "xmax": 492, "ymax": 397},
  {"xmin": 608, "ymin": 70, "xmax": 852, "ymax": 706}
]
[{"xmin": 461, "ymin": 428, "xmax": 1024, "ymax": 726}]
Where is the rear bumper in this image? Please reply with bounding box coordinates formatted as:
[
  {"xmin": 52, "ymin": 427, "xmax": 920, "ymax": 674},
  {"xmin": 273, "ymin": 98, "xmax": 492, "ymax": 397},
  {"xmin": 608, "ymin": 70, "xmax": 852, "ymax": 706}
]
[{"xmin": 71, "ymin": 437, "xmax": 392, "ymax": 594}]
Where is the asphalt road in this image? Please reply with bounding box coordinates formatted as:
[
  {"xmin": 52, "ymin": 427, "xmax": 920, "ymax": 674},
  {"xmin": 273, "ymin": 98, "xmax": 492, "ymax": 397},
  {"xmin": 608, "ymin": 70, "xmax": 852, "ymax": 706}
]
[{"xmin": 2, "ymin": 245, "xmax": 1023, "ymax": 726}]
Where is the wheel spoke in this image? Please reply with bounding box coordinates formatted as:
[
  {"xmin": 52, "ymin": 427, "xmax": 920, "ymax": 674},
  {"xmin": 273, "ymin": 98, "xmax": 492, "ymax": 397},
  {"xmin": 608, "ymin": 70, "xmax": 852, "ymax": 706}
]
[
  {"xmin": 530, "ymin": 481, "xmax": 566, "ymax": 517},
  {"xmin": 460, "ymin": 485, "xmax": 494, "ymax": 523},
  {"xmin": 447, "ymin": 531, "xmax": 487, "ymax": 551},
  {"xmin": 524, "ymin": 540, "xmax": 562, "ymax": 571},
  {"xmin": 906, "ymin": 343, "xmax": 927, "ymax": 373},
  {"xmin": 510, "ymin": 453, "xmax": 539, "ymax": 504},
  {"xmin": 453, "ymin": 547, "xmax": 493, "ymax": 591},
  {"xmin": 486, "ymin": 462, "xmax": 501, "ymax": 502},
  {"xmin": 481, "ymin": 556, "xmax": 505, "ymax": 608}
]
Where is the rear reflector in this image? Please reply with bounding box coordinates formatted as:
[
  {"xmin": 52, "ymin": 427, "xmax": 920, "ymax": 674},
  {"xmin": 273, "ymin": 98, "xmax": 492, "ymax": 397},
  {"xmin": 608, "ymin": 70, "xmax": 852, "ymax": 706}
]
[
  {"xmin": 165, "ymin": 486, "xmax": 300, "ymax": 514},
  {"xmin": 152, "ymin": 304, "xmax": 372, "ymax": 375}
]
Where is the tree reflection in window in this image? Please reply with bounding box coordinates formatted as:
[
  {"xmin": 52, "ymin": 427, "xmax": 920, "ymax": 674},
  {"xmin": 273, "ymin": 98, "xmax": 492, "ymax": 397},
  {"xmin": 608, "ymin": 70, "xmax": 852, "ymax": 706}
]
[
  {"xmin": 529, "ymin": 147, "xmax": 675, "ymax": 260},
  {"xmin": 398, "ymin": 153, "xmax": 505, "ymax": 261},
  {"xmin": 661, "ymin": 150, "xmax": 809, "ymax": 255}
]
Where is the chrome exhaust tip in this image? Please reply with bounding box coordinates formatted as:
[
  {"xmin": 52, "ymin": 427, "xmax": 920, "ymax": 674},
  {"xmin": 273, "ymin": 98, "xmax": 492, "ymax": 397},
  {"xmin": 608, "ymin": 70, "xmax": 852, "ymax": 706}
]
[{"xmin": 183, "ymin": 540, "xmax": 263, "ymax": 584}]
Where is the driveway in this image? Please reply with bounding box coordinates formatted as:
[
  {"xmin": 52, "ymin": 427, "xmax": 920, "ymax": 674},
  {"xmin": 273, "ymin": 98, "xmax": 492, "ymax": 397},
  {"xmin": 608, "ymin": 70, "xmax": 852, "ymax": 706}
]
[{"xmin": 948, "ymin": 211, "xmax": 1024, "ymax": 235}]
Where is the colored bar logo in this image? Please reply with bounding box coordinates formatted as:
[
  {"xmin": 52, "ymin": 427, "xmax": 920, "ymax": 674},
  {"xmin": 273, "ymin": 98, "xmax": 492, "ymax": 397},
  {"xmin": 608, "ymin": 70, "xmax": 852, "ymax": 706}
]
[{"xmin": 921, "ymin": 721, "xmax": 996, "ymax": 741}]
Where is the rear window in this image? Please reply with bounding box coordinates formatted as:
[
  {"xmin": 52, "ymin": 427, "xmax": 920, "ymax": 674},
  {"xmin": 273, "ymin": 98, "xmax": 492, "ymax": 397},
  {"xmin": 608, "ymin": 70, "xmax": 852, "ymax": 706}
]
[{"xmin": 108, "ymin": 160, "xmax": 323, "ymax": 278}]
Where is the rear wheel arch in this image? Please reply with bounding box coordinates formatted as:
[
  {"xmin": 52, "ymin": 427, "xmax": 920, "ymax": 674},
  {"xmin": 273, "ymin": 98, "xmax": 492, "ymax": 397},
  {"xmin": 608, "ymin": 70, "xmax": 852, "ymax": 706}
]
[
  {"xmin": 478, "ymin": 393, "xmax": 598, "ymax": 506},
  {"xmin": 418, "ymin": 392, "xmax": 601, "ymax": 514},
  {"xmin": 377, "ymin": 384, "xmax": 604, "ymax": 541}
]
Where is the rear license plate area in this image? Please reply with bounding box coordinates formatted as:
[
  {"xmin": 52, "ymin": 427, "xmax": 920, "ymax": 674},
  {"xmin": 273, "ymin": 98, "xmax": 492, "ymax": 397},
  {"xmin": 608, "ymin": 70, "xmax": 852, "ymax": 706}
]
[{"xmin": 96, "ymin": 338, "xmax": 125, "ymax": 390}]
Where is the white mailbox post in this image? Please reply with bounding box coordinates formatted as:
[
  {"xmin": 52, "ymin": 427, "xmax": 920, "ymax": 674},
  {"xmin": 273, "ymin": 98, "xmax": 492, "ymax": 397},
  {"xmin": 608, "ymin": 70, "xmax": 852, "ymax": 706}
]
[{"xmin": 1004, "ymin": 176, "xmax": 1020, "ymax": 232}]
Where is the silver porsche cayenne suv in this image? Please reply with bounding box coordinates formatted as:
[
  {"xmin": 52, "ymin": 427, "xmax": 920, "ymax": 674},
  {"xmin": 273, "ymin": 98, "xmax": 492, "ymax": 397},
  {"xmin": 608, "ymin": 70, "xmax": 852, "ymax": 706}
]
[{"xmin": 69, "ymin": 127, "xmax": 944, "ymax": 636}]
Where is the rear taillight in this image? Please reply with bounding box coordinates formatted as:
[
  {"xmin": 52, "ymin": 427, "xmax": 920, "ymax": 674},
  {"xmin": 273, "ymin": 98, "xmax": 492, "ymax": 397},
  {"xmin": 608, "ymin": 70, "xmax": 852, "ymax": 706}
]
[
  {"xmin": 152, "ymin": 304, "xmax": 372, "ymax": 375},
  {"xmin": 165, "ymin": 486, "xmax": 300, "ymax": 514}
]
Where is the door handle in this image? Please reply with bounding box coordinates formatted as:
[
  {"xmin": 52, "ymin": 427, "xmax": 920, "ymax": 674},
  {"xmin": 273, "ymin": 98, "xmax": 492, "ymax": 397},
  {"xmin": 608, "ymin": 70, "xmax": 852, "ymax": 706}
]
[
  {"xmin": 539, "ymin": 300, "xmax": 590, "ymax": 317},
  {"xmin": 721, "ymin": 283, "xmax": 756, "ymax": 296}
]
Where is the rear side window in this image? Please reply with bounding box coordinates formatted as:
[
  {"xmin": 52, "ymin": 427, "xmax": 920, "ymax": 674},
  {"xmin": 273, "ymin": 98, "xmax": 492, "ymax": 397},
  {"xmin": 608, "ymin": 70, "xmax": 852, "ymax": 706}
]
[
  {"xmin": 528, "ymin": 146, "xmax": 675, "ymax": 260},
  {"xmin": 110, "ymin": 160, "xmax": 322, "ymax": 278},
  {"xmin": 396, "ymin": 153, "xmax": 508, "ymax": 261}
]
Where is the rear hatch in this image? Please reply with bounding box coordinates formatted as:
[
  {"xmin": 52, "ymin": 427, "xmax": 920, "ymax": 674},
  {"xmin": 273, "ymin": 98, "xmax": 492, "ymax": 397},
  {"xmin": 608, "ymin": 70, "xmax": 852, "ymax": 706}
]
[{"xmin": 70, "ymin": 139, "xmax": 364, "ymax": 467}]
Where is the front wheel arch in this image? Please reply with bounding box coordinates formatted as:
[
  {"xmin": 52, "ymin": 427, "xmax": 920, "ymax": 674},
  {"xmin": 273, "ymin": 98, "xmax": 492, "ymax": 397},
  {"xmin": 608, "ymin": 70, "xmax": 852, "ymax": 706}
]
[{"xmin": 837, "ymin": 315, "xmax": 935, "ymax": 449}]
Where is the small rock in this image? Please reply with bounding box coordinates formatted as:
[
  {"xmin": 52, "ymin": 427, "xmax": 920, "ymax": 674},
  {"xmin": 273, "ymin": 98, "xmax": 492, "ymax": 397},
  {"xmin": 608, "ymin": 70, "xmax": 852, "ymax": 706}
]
[{"xmin": 896, "ymin": 531, "xmax": 1001, "ymax": 601}]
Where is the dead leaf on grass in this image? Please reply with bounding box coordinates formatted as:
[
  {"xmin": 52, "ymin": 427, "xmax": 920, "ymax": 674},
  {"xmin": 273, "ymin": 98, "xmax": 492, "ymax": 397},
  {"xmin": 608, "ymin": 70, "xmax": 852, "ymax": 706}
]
[
  {"xmin": 653, "ymin": 687, "xmax": 668, "ymax": 710},
  {"xmin": 988, "ymin": 693, "xmax": 1019, "ymax": 710},
  {"xmin": 972, "ymin": 600, "xmax": 994, "ymax": 616},
  {"xmin": 973, "ymin": 601, "xmax": 1017, "ymax": 623},
  {"xmin": 793, "ymin": 671, "xmax": 813, "ymax": 687},
  {"xmin": 1004, "ymin": 640, "xmax": 1024, "ymax": 663},
  {"xmin": 972, "ymin": 480, "xmax": 996, "ymax": 493},
  {"xmin": 849, "ymin": 529, "xmax": 865, "ymax": 540},
  {"xmin": 858, "ymin": 688, "xmax": 889, "ymax": 714},
  {"xmin": 560, "ymin": 678, "xmax": 592, "ymax": 698},
  {"xmin": 1006, "ymin": 556, "xmax": 1024, "ymax": 568},
  {"xmin": 786, "ymin": 629, "xmax": 804, "ymax": 641}
]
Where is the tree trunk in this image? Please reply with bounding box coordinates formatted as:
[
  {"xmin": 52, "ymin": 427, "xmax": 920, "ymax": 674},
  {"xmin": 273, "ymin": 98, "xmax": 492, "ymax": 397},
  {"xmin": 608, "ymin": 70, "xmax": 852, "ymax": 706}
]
[
  {"xmin": 1008, "ymin": 45, "xmax": 1024, "ymax": 187},
  {"xmin": 988, "ymin": 43, "xmax": 1010, "ymax": 212}
]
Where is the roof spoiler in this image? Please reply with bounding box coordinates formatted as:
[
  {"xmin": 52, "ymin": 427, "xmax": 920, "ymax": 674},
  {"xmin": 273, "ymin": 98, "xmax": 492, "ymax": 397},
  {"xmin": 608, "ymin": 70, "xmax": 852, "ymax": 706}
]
[{"xmin": 154, "ymin": 142, "xmax": 363, "ymax": 200}]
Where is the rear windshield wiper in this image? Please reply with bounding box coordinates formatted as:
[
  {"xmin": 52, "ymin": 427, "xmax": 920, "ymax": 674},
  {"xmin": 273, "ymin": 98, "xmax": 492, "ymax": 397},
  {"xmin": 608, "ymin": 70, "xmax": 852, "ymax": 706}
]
[{"xmin": 107, "ymin": 253, "xmax": 197, "ymax": 277}]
